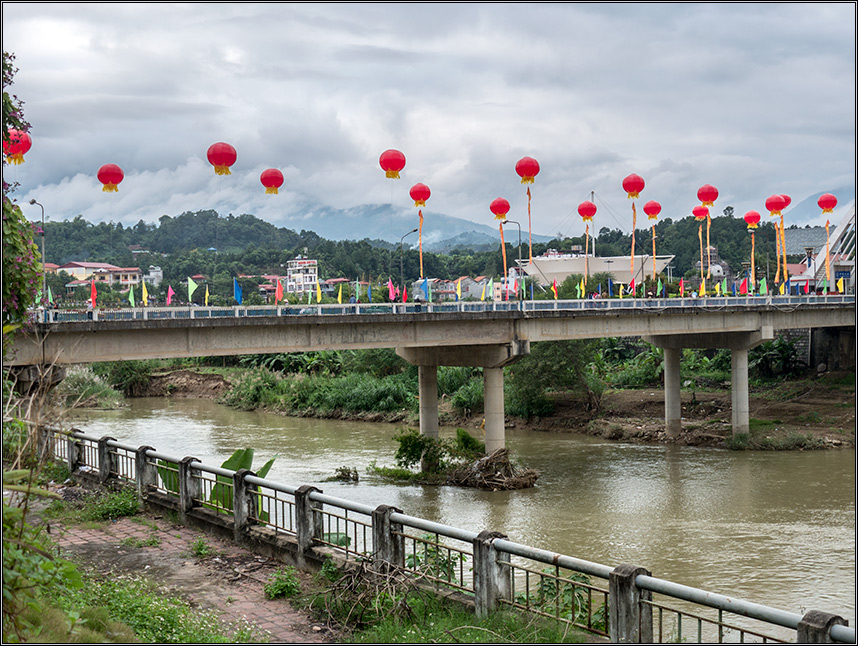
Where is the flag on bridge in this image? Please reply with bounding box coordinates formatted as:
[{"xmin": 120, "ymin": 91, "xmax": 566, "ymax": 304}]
[
  {"xmin": 551, "ymin": 279, "xmax": 558, "ymax": 300},
  {"xmin": 488, "ymin": 277, "xmax": 494, "ymax": 300},
  {"xmin": 188, "ymin": 277, "xmax": 198, "ymax": 302},
  {"xmin": 233, "ymin": 278, "xmax": 242, "ymax": 305},
  {"xmin": 402, "ymin": 285, "xmax": 408, "ymax": 303},
  {"xmin": 167, "ymin": 285, "xmax": 175, "ymax": 305},
  {"xmin": 91, "ymin": 279, "xmax": 97, "ymax": 308},
  {"xmin": 47, "ymin": 286, "xmax": 54, "ymax": 307},
  {"xmin": 679, "ymin": 278, "xmax": 684, "ymax": 297},
  {"xmin": 480, "ymin": 282, "xmax": 486, "ymax": 301},
  {"xmin": 129, "ymin": 285, "xmax": 135, "ymax": 308},
  {"xmin": 275, "ymin": 278, "xmax": 283, "ymax": 305},
  {"xmin": 367, "ymin": 283, "xmax": 372, "ymax": 302},
  {"xmin": 759, "ymin": 277, "xmax": 767, "ymax": 294},
  {"xmin": 388, "ymin": 279, "xmax": 395, "ymax": 301},
  {"xmin": 739, "ymin": 278, "xmax": 748, "ymax": 295},
  {"xmin": 316, "ymin": 280, "xmax": 322, "ymax": 303},
  {"xmin": 803, "ymin": 280, "xmax": 810, "ymax": 295},
  {"xmin": 608, "ymin": 279, "xmax": 613, "ymax": 297},
  {"xmin": 836, "ymin": 277, "xmax": 844, "ymax": 292},
  {"xmin": 628, "ymin": 278, "xmax": 635, "ymax": 296},
  {"xmin": 337, "ymin": 284, "xmax": 342, "ymax": 304},
  {"xmin": 142, "ymin": 281, "xmax": 148, "ymax": 307},
  {"xmin": 205, "ymin": 284, "xmax": 209, "ymax": 306},
  {"xmin": 722, "ymin": 278, "xmax": 728, "ymax": 296}
]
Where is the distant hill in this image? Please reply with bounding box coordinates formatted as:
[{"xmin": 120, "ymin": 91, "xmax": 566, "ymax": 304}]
[{"xmin": 781, "ymin": 186, "xmax": 855, "ymax": 225}]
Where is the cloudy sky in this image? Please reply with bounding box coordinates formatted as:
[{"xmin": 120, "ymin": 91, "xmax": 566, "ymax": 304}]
[{"xmin": 3, "ymin": 3, "xmax": 855, "ymax": 239}]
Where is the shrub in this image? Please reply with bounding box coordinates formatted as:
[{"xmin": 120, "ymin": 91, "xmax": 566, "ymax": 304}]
[
  {"xmin": 264, "ymin": 567, "xmax": 301, "ymax": 599},
  {"xmin": 91, "ymin": 360, "xmax": 157, "ymax": 397},
  {"xmin": 449, "ymin": 379, "xmax": 483, "ymax": 415}
]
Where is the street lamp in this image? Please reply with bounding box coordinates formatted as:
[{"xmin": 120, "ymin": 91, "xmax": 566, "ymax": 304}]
[
  {"xmin": 29, "ymin": 199, "xmax": 46, "ymax": 299},
  {"xmin": 400, "ymin": 228, "xmax": 418, "ymax": 296},
  {"xmin": 502, "ymin": 220, "xmax": 523, "ymax": 299}
]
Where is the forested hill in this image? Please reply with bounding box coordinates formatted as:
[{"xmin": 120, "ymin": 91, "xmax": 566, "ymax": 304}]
[{"xmin": 40, "ymin": 208, "xmax": 813, "ymax": 283}]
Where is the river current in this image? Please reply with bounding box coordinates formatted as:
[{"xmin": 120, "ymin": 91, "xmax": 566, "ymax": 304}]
[{"xmin": 70, "ymin": 397, "xmax": 856, "ymax": 626}]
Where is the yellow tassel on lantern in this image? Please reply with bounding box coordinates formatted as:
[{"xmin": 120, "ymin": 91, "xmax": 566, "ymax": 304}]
[
  {"xmin": 413, "ymin": 199, "xmax": 426, "ymax": 206},
  {"xmin": 385, "ymin": 170, "xmax": 400, "ymax": 179},
  {"xmin": 626, "ymin": 191, "xmax": 640, "ymax": 199},
  {"xmin": 6, "ymin": 154, "xmax": 25, "ymax": 165},
  {"xmin": 102, "ymin": 184, "xmax": 118, "ymax": 192},
  {"xmin": 821, "ymin": 206, "xmax": 834, "ymax": 214},
  {"xmin": 215, "ymin": 165, "xmax": 232, "ymax": 175},
  {"xmin": 519, "ymin": 175, "xmax": 535, "ymax": 185},
  {"xmin": 265, "ymin": 186, "xmax": 278, "ymax": 194}
]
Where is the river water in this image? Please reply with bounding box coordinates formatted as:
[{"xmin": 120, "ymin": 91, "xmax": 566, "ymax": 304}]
[{"xmin": 70, "ymin": 397, "xmax": 856, "ymax": 626}]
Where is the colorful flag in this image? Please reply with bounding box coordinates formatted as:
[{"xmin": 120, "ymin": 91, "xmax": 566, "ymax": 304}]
[
  {"xmin": 488, "ymin": 277, "xmax": 494, "ymax": 300},
  {"xmin": 402, "ymin": 285, "xmax": 408, "ymax": 303},
  {"xmin": 579, "ymin": 278, "xmax": 585, "ymax": 298},
  {"xmin": 47, "ymin": 286, "xmax": 54, "ymax": 306},
  {"xmin": 480, "ymin": 283, "xmax": 486, "ymax": 301},
  {"xmin": 205, "ymin": 284, "xmax": 209, "ymax": 306},
  {"xmin": 575, "ymin": 282, "xmax": 581, "ymax": 298},
  {"xmin": 338, "ymin": 284, "xmax": 342, "ymax": 304},
  {"xmin": 619, "ymin": 284, "xmax": 624, "ymax": 299},
  {"xmin": 779, "ymin": 282, "xmax": 785, "ymax": 295},
  {"xmin": 679, "ymin": 277, "xmax": 684, "ymax": 297},
  {"xmin": 803, "ymin": 280, "xmax": 810, "ymax": 295},
  {"xmin": 732, "ymin": 281, "xmax": 737, "ymax": 297},
  {"xmin": 188, "ymin": 277, "xmax": 198, "ymax": 302},
  {"xmin": 739, "ymin": 278, "xmax": 747, "ymax": 295},
  {"xmin": 551, "ymin": 279, "xmax": 558, "ymax": 300},
  {"xmin": 786, "ymin": 278, "xmax": 791, "ymax": 295},
  {"xmin": 233, "ymin": 278, "xmax": 242, "ymax": 305},
  {"xmin": 129, "ymin": 285, "xmax": 136, "ymax": 308},
  {"xmin": 629, "ymin": 278, "xmax": 635, "ymax": 296},
  {"xmin": 423, "ymin": 278, "xmax": 429, "ymax": 301},
  {"xmin": 836, "ymin": 277, "xmax": 844, "ymax": 292},
  {"xmin": 91, "ymin": 279, "xmax": 97, "ymax": 307},
  {"xmin": 354, "ymin": 279, "xmax": 360, "ymax": 301},
  {"xmin": 700, "ymin": 278, "xmax": 706, "ymax": 296},
  {"xmin": 316, "ymin": 280, "xmax": 322, "ymax": 303},
  {"xmin": 759, "ymin": 277, "xmax": 767, "ymax": 294},
  {"xmin": 142, "ymin": 281, "xmax": 148, "ymax": 307},
  {"xmin": 657, "ymin": 278, "xmax": 663, "ymax": 296},
  {"xmin": 456, "ymin": 279, "xmax": 461, "ymax": 301},
  {"xmin": 367, "ymin": 283, "xmax": 372, "ymax": 302},
  {"xmin": 819, "ymin": 278, "xmax": 827, "ymax": 293},
  {"xmin": 308, "ymin": 290, "xmax": 312, "ymax": 305},
  {"xmin": 721, "ymin": 278, "xmax": 728, "ymax": 295},
  {"xmin": 715, "ymin": 281, "xmax": 721, "ymax": 296},
  {"xmin": 388, "ymin": 279, "xmax": 395, "ymax": 301},
  {"xmin": 275, "ymin": 278, "xmax": 283, "ymax": 305},
  {"xmin": 608, "ymin": 279, "xmax": 614, "ymax": 297},
  {"xmin": 167, "ymin": 285, "xmax": 175, "ymax": 305}
]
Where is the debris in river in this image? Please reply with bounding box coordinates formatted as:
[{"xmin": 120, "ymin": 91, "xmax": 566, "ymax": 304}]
[{"xmin": 446, "ymin": 449, "xmax": 539, "ymax": 490}]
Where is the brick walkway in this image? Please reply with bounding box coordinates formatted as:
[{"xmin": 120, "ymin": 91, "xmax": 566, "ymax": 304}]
[{"xmin": 55, "ymin": 513, "xmax": 339, "ymax": 643}]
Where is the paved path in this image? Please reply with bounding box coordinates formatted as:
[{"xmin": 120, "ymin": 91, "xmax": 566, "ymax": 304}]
[{"xmin": 55, "ymin": 512, "xmax": 340, "ymax": 643}]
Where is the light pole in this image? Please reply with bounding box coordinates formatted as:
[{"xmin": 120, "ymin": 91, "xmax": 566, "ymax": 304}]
[
  {"xmin": 29, "ymin": 199, "xmax": 46, "ymax": 300},
  {"xmin": 400, "ymin": 228, "xmax": 418, "ymax": 297},
  {"xmin": 502, "ymin": 219, "xmax": 522, "ymax": 299}
]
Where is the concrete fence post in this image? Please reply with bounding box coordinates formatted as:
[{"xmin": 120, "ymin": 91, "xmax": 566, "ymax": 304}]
[
  {"xmin": 97, "ymin": 435, "xmax": 116, "ymax": 484},
  {"xmin": 797, "ymin": 610, "xmax": 848, "ymax": 643},
  {"xmin": 135, "ymin": 445, "xmax": 157, "ymax": 501},
  {"xmin": 609, "ymin": 564, "xmax": 653, "ymax": 643},
  {"xmin": 232, "ymin": 468, "xmax": 256, "ymax": 542},
  {"xmin": 295, "ymin": 485, "xmax": 323, "ymax": 553},
  {"xmin": 67, "ymin": 431, "xmax": 83, "ymax": 474},
  {"xmin": 178, "ymin": 456, "xmax": 201, "ymax": 520},
  {"xmin": 37, "ymin": 424, "xmax": 52, "ymax": 464},
  {"xmin": 472, "ymin": 530, "xmax": 511, "ymax": 618},
  {"xmin": 371, "ymin": 504, "xmax": 404, "ymax": 570}
]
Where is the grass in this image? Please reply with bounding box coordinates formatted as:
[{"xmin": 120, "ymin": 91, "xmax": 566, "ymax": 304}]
[
  {"xmin": 120, "ymin": 534, "xmax": 161, "ymax": 548},
  {"xmin": 191, "ymin": 536, "xmax": 217, "ymax": 558},
  {"xmin": 43, "ymin": 486, "xmax": 139, "ymax": 524}
]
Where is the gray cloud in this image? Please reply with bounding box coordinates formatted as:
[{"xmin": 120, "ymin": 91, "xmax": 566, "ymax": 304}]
[{"xmin": 4, "ymin": 2, "xmax": 854, "ymax": 237}]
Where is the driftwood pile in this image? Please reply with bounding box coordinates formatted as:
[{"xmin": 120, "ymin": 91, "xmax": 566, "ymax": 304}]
[{"xmin": 446, "ymin": 449, "xmax": 539, "ymax": 490}]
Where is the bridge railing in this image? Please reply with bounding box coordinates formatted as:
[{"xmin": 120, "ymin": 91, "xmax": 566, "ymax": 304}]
[
  {"xmin": 37, "ymin": 425, "xmax": 853, "ymax": 644},
  {"xmin": 34, "ymin": 293, "xmax": 856, "ymax": 323}
]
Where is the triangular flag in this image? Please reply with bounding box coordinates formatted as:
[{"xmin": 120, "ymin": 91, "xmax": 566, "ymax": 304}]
[
  {"xmin": 836, "ymin": 277, "xmax": 844, "ymax": 292},
  {"xmin": 188, "ymin": 277, "xmax": 198, "ymax": 301},
  {"xmin": 721, "ymin": 278, "xmax": 727, "ymax": 295},
  {"xmin": 129, "ymin": 285, "xmax": 136, "ymax": 308},
  {"xmin": 732, "ymin": 281, "xmax": 737, "ymax": 297},
  {"xmin": 316, "ymin": 280, "xmax": 322, "ymax": 303},
  {"xmin": 679, "ymin": 277, "xmax": 684, "ymax": 297},
  {"xmin": 551, "ymin": 279, "xmax": 558, "ymax": 300},
  {"xmin": 629, "ymin": 278, "xmax": 635, "ymax": 296},
  {"xmin": 481, "ymin": 283, "xmax": 486, "ymax": 301},
  {"xmin": 47, "ymin": 285, "xmax": 54, "ymax": 306},
  {"xmin": 141, "ymin": 281, "xmax": 148, "ymax": 306},
  {"xmin": 819, "ymin": 278, "xmax": 827, "ymax": 293},
  {"xmin": 367, "ymin": 283, "xmax": 372, "ymax": 302},
  {"xmin": 715, "ymin": 281, "xmax": 721, "ymax": 296},
  {"xmin": 233, "ymin": 278, "xmax": 242, "ymax": 305},
  {"xmin": 456, "ymin": 279, "xmax": 461, "ymax": 301},
  {"xmin": 803, "ymin": 280, "xmax": 810, "ymax": 294},
  {"xmin": 205, "ymin": 284, "xmax": 209, "ymax": 306},
  {"xmin": 579, "ymin": 278, "xmax": 585, "ymax": 298},
  {"xmin": 575, "ymin": 282, "xmax": 581, "ymax": 298},
  {"xmin": 619, "ymin": 284, "xmax": 624, "ymax": 299},
  {"xmin": 388, "ymin": 278, "xmax": 395, "ymax": 301},
  {"xmin": 91, "ymin": 279, "xmax": 97, "ymax": 307},
  {"xmin": 402, "ymin": 285, "xmax": 407, "ymax": 303},
  {"xmin": 779, "ymin": 282, "xmax": 785, "ymax": 295},
  {"xmin": 338, "ymin": 284, "xmax": 342, "ymax": 304},
  {"xmin": 700, "ymin": 279, "xmax": 706, "ymax": 296},
  {"xmin": 275, "ymin": 278, "xmax": 283, "ymax": 305},
  {"xmin": 657, "ymin": 278, "xmax": 663, "ymax": 295},
  {"xmin": 167, "ymin": 285, "xmax": 175, "ymax": 305},
  {"xmin": 608, "ymin": 279, "xmax": 613, "ymax": 297},
  {"xmin": 739, "ymin": 278, "xmax": 747, "ymax": 295},
  {"xmin": 759, "ymin": 277, "xmax": 767, "ymax": 294},
  {"xmin": 488, "ymin": 277, "xmax": 494, "ymax": 300}
]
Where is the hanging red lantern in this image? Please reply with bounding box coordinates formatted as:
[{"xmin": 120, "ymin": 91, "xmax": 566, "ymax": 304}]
[
  {"xmin": 697, "ymin": 184, "xmax": 718, "ymax": 207},
  {"xmin": 692, "ymin": 205, "xmax": 709, "ymax": 221},
  {"xmin": 490, "ymin": 197, "xmax": 510, "ymax": 220},
  {"xmin": 4, "ymin": 129, "xmax": 32, "ymax": 165},
  {"xmin": 643, "ymin": 200, "xmax": 662, "ymax": 221},
  {"xmin": 818, "ymin": 193, "xmax": 838, "ymax": 213},
  {"xmin": 780, "ymin": 194, "xmax": 792, "ymax": 209},
  {"xmin": 515, "ymin": 156, "xmax": 540, "ymax": 184},
  {"xmin": 765, "ymin": 194, "xmax": 786, "ymax": 216},
  {"xmin": 409, "ymin": 183, "xmax": 431, "ymax": 206},
  {"xmin": 260, "ymin": 168, "xmax": 284, "ymax": 194},
  {"xmin": 379, "ymin": 149, "xmax": 406, "ymax": 179},
  {"xmin": 622, "ymin": 173, "xmax": 645, "ymax": 199},
  {"xmin": 743, "ymin": 210, "xmax": 761, "ymax": 229},
  {"xmin": 207, "ymin": 142, "xmax": 237, "ymax": 175},
  {"xmin": 577, "ymin": 200, "xmax": 597, "ymax": 222},
  {"xmin": 97, "ymin": 163, "xmax": 124, "ymax": 192}
]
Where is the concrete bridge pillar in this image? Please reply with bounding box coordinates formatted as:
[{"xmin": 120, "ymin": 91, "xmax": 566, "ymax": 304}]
[
  {"xmin": 731, "ymin": 347, "xmax": 750, "ymax": 436},
  {"xmin": 396, "ymin": 341, "xmax": 529, "ymax": 453},
  {"xmin": 663, "ymin": 347, "xmax": 682, "ymax": 439}
]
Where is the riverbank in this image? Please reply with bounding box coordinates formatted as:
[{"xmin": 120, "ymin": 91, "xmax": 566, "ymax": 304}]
[{"xmin": 135, "ymin": 368, "xmax": 855, "ymax": 450}]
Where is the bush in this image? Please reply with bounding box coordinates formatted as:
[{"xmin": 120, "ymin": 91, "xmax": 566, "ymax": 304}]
[
  {"xmin": 264, "ymin": 567, "xmax": 301, "ymax": 599},
  {"xmin": 219, "ymin": 367, "xmax": 285, "ymax": 410},
  {"xmin": 450, "ymin": 378, "xmax": 483, "ymax": 415},
  {"xmin": 52, "ymin": 365, "xmax": 124, "ymax": 409},
  {"xmin": 91, "ymin": 360, "xmax": 157, "ymax": 397}
]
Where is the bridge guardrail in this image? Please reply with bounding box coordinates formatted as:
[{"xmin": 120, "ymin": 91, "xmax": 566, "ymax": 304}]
[
  {"xmin": 33, "ymin": 424, "xmax": 854, "ymax": 644},
  {"xmin": 32, "ymin": 294, "xmax": 857, "ymax": 323}
]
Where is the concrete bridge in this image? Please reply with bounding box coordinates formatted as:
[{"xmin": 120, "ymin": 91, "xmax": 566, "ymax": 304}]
[{"xmin": 7, "ymin": 297, "xmax": 855, "ymax": 451}]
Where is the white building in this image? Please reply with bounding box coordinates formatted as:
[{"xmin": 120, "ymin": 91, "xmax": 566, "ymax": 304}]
[{"xmin": 285, "ymin": 256, "xmax": 318, "ymax": 294}]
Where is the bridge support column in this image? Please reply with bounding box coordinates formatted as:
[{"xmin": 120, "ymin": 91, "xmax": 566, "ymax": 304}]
[
  {"xmin": 483, "ymin": 367, "xmax": 505, "ymax": 454},
  {"xmin": 418, "ymin": 365, "xmax": 440, "ymax": 442},
  {"xmin": 663, "ymin": 347, "xmax": 682, "ymax": 439},
  {"xmin": 731, "ymin": 347, "xmax": 750, "ymax": 437}
]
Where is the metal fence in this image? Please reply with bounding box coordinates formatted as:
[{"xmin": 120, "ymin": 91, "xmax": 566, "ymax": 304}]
[
  {"xmin": 43, "ymin": 426, "xmax": 854, "ymax": 644},
  {"xmin": 35, "ymin": 293, "xmax": 855, "ymax": 323}
]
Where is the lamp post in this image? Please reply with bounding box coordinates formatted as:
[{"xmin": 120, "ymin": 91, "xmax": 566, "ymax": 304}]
[
  {"xmin": 400, "ymin": 228, "xmax": 418, "ymax": 296},
  {"xmin": 502, "ymin": 219, "xmax": 522, "ymax": 299},
  {"xmin": 29, "ymin": 199, "xmax": 46, "ymax": 300}
]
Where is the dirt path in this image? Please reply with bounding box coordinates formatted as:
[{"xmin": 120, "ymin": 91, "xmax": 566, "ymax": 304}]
[{"xmin": 54, "ymin": 511, "xmax": 341, "ymax": 643}]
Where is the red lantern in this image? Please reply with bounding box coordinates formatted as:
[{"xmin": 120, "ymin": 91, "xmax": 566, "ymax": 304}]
[
  {"xmin": 780, "ymin": 194, "xmax": 792, "ymax": 209},
  {"xmin": 765, "ymin": 194, "xmax": 786, "ymax": 217},
  {"xmin": 577, "ymin": 201, "xmax": 596, "ymax": 222},
  {"xmin": 692, "ymin": 205, "xmax": 709, "ymax": 221},
  {"xmin": 697, "ymin": 184, "xmax": 718, "ymax": 207},
  {"xmin": 410, "ymin": 183, "xmax": 431, "ymax": 206},
  {"xmin": 743, "ymin": 210, "xmax": 761, "ymax": 229},
  {"xmin": 515, "ymin": 156, "xmax": 540, "ymax": 184},
  {"xmin": 207, "ymin": 142, "xmax": 236, "ymax": 175},
  {"xmin": 490, "ymin": 197, "xmax": 510, "ymax": 220},
  {"xmin": 379, "ymin": 149, "xmax": 406, "ymax": 179},
  {"xmin": 4, "ymin": 129, "xmax": 32, "ymax": 165},
  {"xmin": 643, "ymin": 200, "xmax": 662, "ymax": 221},
  {"xmin": 622, "ymin": 173, "xmax": 645, "ymax": 199},
  {"xmin": 260, "ymin": 168, "xmax": 284, "ymax": 194},
  {"xmin": 97, "ymin": 163, "xmax": 124, "ymax": 192},
  {"xmin": 818, "ymin": 193, "xmax": 838, "ymax": 213}
]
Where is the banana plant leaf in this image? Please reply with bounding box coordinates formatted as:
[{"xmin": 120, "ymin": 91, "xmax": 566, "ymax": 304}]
[{"xmin": 156, "ymin": 459, "xmax": 179, "ymax": 495}]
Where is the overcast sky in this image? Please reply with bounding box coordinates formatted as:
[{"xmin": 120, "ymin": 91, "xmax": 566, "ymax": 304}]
[{"xmin": 3, "ymin": 2, "xmax": 855, "ymax": 238}]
